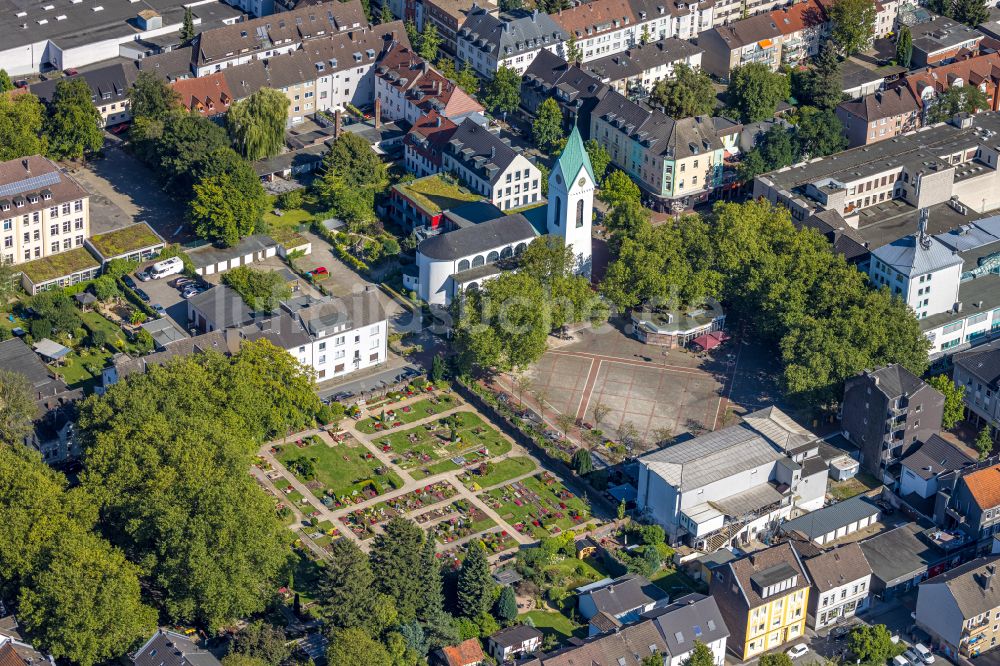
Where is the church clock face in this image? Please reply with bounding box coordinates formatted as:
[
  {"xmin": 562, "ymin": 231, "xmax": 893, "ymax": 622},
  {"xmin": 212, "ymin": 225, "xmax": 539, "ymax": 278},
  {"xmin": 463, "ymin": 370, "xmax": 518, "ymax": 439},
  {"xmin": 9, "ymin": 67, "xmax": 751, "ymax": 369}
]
[{"xmin": 578, "ymin": 177, "xmax": 586, "ymax": 187}]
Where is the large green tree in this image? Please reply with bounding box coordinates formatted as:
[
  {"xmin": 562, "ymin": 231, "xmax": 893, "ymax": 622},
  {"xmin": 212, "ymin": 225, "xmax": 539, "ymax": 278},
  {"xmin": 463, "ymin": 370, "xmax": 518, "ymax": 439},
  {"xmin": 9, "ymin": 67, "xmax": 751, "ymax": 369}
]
[
  {"xmin": 369, "ymin": 518, "xmax": 426, "ymax": 623},
  {"xmin": 0, "ymin": 69, "xmax": 12, "ymax": 93},
  {"xmin": 533, "ymin": 98, "xmax": 565, "ymax": 154},
  {"xmin": 848, "ymin": 625, "xmax": 904, "ymax": 665},
  {"xmin": 315, "ymin": 131, "xmax": 389, "ymax": 224},
  {"xmin": 77, "ymin": 342, "xmax": 316, "ymax": 629},
  {"xmin": 327, "ymin": 628, "xmax": 392, "ymax": 666},
  {"xmin": 0, "ymin": 369, "xmax": 35, "ymax": 446},
  {"xmin": 927, "ymin": 374, "xmax": 966, "ymax": 428},
  {"xmin": 189, "ymin": 172, "xmax": 267, "ymax": 246},
  {"xmin": 128, "ymin": 71, "xmax": 180, "ymax": 120},
  {"xmin": 227, "ymin": 87, "xmax": 289, "ymax": 161},
  {"xmin": 929, "ymin": 85, "xmax": 990, "ymax": 122},
  {"xmin": 456, "ymin": 542, "xmax": 494, "ymax": 618},
  {"xmin": 44, "ymin": 78, "xmax": 103, "ymax": 160},
  {"xmin": 228, "ymin": 621, "xmax": 291, "ymax": 666},
  {"xmin": 180, "ymin": 6, "xmax": 196, "ymax": 42},
  {"xmin": 829, "ymin": 0, "xmax": 877, "ymax": 56},
  {"xmin": 318, "ymin": 539, "xmax": 376, "ymax": 630},
  {"xmin": 418, "ymin": 23, "xmax": 442, "ymax": 61},
  {"xmin": 599, "ymin": 170, "xmax": 642, "ymax": 209},
  {"xmin": 896, "ymin": 26, "xmax": 913, "ymax": 68},
  {"xmin": 648, "ymin": 63, "xmax": 717, "ymax": 118},
  {"xmin": 796, "ymin": 46, "xmax": 844, "ymax": 110},
  {"xmin": 584, "ymin": 139, "xmax": 611, "ymax": 184},
  {"xmin": 726, "ymin": 63, "xmax": 790, "ymax": 123},
  {"xmin": 223, "ymin": 266, "xmax": 293, "ymax": 312},
  {"xmin": 977, "ymin": 426, "xmax": 994, "ymax": 460},
  {"xmin": 150, "ymin": 113, "xmax": 231, "ymax": 193},
  {"xmin": 758, "ymin": 654, "xmax": 794, "ymax": 666},
  {"xmin": 796, "ymin": 106, "xmax": 848, "ymax": 157},
  {"xmin": 0, "ymin": 93, "xmax": 48, "ymax": 161},
  {"xmin": 954, "ymin": 0, "xmax": 989, "ymax": 26},
  {"xmin": 682, "ymin": 641, "xmax": 715, "ymax": 666},
  {"xmin": 482, "ymin": 66, "xmax": 521, "ymax": 118}
]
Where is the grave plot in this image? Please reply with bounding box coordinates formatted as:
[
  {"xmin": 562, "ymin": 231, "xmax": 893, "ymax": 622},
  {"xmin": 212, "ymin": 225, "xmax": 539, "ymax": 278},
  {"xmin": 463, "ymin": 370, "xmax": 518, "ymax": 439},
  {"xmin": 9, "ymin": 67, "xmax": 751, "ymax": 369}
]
[
  {"xmin": 414, "ymin": 499, "xmax": 497, "ymax": 544},
  {"xmin": 478, "ymin": 472, "xmax": 590, "ymax": 539},
  {"xmin": 337, "ymin": 480, "xmax": 459, "ymax": 540},
  {"xmin": 437, "ymin": 528, "xmax": 519, "ymax": 566},
  {"xmin": 355, "ymin": 393, "xmax": 459, "ymax": 434}
]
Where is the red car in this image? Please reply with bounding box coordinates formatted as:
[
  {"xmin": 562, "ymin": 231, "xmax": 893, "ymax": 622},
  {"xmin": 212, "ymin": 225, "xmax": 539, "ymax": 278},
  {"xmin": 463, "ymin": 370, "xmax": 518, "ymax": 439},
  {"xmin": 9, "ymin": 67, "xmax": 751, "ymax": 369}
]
[
  {"xmin": 64, "ymin": 68, "xmax": 78, "ymax": 76},
  {"xmin": 109, "ymin": 122, "xmax": 130, "ymax": 135},
  {"xmin": 312, "ymin": 266, "xmax": 328, "ymax": 275}
]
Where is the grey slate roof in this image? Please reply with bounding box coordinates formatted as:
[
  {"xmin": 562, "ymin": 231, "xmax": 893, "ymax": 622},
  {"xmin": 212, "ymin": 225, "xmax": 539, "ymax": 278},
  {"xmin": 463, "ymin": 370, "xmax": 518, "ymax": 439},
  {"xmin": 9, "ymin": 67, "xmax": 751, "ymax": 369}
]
[
  {"xmin": 909, "ymin": 15, "xmax": 983, "ymax": 56},
  {"xmin": 132, "ymin": 630, "xmax": 221, "ymax": 666},
  {"xmin": 956, "ymin": 339, "xmax": 1000, "ymax": 389},
  {"xmin": 188, "ymin": 285, "xmax": 256, "ymax": 328},
  {"xmin": 871, "ymin": 232, "xmax": 964, "ymax": 277},
  {"xmin": 707, "ymin": 12, "xmax": 782, "ymax": 49},
  {"xmin": 644, "ymin": 593, "xmax": 730, "ymax": 657},
  {"xmin": 583, "ymin": 38, "xmax": 703, "ymax": 82},
  {"xmin": 137, "ymin": 46, "xmax": 195, "ymax": 81},
  {"xmin": 0, "ymin": 338, "xmax": 66, "ymax": 400},
  {"xmin": 581, "ymin": 575, "xmax": 667, "ymax": 617},
  {"xmin": 526, "ymin": 618, "xmax": 665, "ymax": 666},
  {"xmin": 639, "ymin": 406, "xmax": 811, "ymax": 491},
  {"xmin": 781, "ymin": 496, "xmax": 881, "ymax": 541},
  {"xmin": 902, "ymin": 434, "xmax": 978, "ymax": 480},
  {"xmin": 446, "ymin": 119, "xmax": 522, "ymax": 184},
  {"xmin": 922, "ymin": 556, "xmax": 1000, "ymax": 618},
  {"xmin": 863, "ymin": 364, "xmax": 929, "ymax": 400},
  {"xmin": 801, "ymin": 543, "xmax": 873, "ymax": 592},
  {"xmin": 458, "ymin": 6, "xmax": 567, "ymax": 57},
  {"xmin": 32, "ymin": 62, "xmax": 138, "ymax": 107},
  {"xmin": 837, "ymin": 87, "xmax": 920, "ymax": 123},
  {"xmin": 722, "ymin": 542, "xmax": 810, "ymax": 610},
  {"xmin": 489, "ymin": 624, "xmax": 543, "ymax": 649},
  {"xmin": 522, "ymin": 48, "xmax": 609, "ymax": 109},
  {"xmin": 417, "ymin": 213, "xmax": 536, "ymax": 260}
]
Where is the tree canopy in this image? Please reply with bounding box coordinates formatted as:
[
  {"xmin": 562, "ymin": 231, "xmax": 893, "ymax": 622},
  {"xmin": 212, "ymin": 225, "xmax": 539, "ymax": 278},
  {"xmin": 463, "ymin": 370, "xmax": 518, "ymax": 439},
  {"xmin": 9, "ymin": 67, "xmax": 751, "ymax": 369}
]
[
  {"xmin": 189, "ymin": 170, "xmax": 268, "ymax": 247},
  {"xmin": 533, "ymin": 98, "xmax": 565, "ymax": 154},
  {"xmin": 584, "ymin": 140, "xmax": 611, "ymax": 184},
  {"xmin": 896, "ymin": 26, "xmax": 913, "ymax": 68},
  {"xmin": 726, "ymin": 63, "xmax": 790, "ymax": 123},
  {"xmin": 0, "ymin": 93, "xmax": 48, "ymax": 161},
  {"xmin": 227, "ymin": 87, "xmax": 290, "ymax": 161},
  {"xmin": 456, "ymin": 542, "xmax": 494, "ymax": 618},
  {"xmin": 648, "ymin": 63, "xmax": 717, "ymax": 118},
  {"xmin": 599, "ymin": 170, "xmax": 642, "ymax": 209},
  {"xmin": 222, "ymin": 266, "xmax": 293, "ymax": 312},
  {"xmin": 0, "ymin": 369, "xmax": 35, "ymax": 446},
  {"xmin": 848, "ymin": 625, "xmax": 904, "ymax": 665},
  {"xmin": 829, "ymin": 0, "xmax": 877, "ymax": 56},
  {"xmin": 927, "ymin": 374, "xmax": 966, "ymax": 429},
  {"xmin": 929, "ymin": 85, "xmax": 990, "ymax": 122},
  {"xmin": 128, "ymin": 71, "xmax": 181, "ymax": 121},
  {"xmin": 44, "ymin": 79, "xmax": 104, "ymax": 160},
  {"xmin": 482, "ymin": 66, "xmax": 521, "ymax": 117}
]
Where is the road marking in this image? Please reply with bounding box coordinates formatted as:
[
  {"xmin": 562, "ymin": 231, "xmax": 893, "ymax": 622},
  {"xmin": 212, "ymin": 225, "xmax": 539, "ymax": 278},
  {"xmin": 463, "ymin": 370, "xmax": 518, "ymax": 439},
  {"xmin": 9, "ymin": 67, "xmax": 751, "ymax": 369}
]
[{"xmin": 575, "ymin": 358, "xmax": 602, "ymax": 423}]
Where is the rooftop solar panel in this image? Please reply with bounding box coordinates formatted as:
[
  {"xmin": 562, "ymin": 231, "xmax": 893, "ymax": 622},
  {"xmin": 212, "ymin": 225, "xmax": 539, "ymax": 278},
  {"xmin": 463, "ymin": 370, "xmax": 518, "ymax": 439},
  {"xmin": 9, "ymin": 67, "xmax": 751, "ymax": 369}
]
[{"xmin": 0, "ymin": 171, "xmax": 61, "ymax": 198}]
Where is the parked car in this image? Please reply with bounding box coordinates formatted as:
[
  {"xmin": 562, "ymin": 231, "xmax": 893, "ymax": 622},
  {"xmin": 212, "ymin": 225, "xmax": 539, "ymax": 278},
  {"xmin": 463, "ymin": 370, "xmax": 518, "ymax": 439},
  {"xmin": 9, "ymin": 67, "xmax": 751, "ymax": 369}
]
[
  {"xmin": 307, "ymin": 266, "xmax": 330, "ymax": 281},
  {"xmin": 786, "ymin": 644, "xmax": 809, "ymax": 660},
  {"xmin": 109, "ymin": 122, "xmax": 129, "ymax": 135},
  {"xmin": 914, "ymin": 644, "xmax": 935, "ymax": 664},
  {"xmin": 903, "ymin": 649, "xmax": 922, "ymax": 666},
  {"xmin": 893, "ymin": 656, "xmax": 910, "ymax": 666},
  {"xmin": 135, "ymin": 288, "xmax": 150, "ymax": 302},
  {"xmin": 330, "ymin": 391, "xmax": 354, "ymax": 402},
  {"xmin": 122, "ymin": 275, "xmax": 137, "ymax": 289},
  {"xmin": 63, "ymin": 68, "xmax": 78, "ymax": 76},
  {"xmin": 172, "ymin": 277, "xmax": 192, "ymax": 288},
  {"xmin": 182, "ymin": 287, "xmax": 203, "ymax": 299},
  {"xmin": 830, "ymin": 625, "xmax": 851, "ymax": 639},
  {"xmin": 137, "ymin": 270, "xmax": 151, "ymax": 281},
  {"xmin": 152, "ymin": 304, "xmax": 166, "ymax": 317}
]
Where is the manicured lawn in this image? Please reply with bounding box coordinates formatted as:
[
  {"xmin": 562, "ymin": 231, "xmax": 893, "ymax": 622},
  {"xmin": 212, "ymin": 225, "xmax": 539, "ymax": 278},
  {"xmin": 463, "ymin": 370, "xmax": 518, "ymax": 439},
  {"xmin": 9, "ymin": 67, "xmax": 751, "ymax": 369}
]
[
  {"xmin": 460, "ymin": 456, "xmax": 537, "ymax": 490},
  {"xmin": 651, "ymin": 567, "xmax": 704, "ymax": 596},
  {"xmin": 479, "ymin": 471, "xmax": 590, "ymax": 539},
  {"xmin": 543, "ymin": 555, "xmax": 610, "ymax": 589},
  {"xmin": 519, "ymin": 610, "xmax": 585, "ymax": 641},
  {"xmin": 275, "ymin": 438, "xmax": 403, "ymax": 504},
  {"xmin": 829, "ymin": 472, "xmax": 881, "ymax": 501},
  {"xmin": 80, "ymin": 311, "xmax": 145, "ymax": 355},
  {"xmin": 0, "ymin": 311, "xmax": 26, "ymax": 334},
  {"xmin": 51, "ymin": 345, "xmax": 112, "ymax": 391},
  {"xmin": 355, "ymin": 395, "xmax": 459, "ymax": 433}
]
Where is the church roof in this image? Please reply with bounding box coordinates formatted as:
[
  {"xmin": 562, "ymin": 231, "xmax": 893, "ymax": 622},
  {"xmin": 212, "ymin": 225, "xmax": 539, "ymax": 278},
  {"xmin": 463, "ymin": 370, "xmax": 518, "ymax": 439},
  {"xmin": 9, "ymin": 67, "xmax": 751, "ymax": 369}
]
[{"xmin": 556, "ymin": 125, "xmax": 596, "ymax": 184}]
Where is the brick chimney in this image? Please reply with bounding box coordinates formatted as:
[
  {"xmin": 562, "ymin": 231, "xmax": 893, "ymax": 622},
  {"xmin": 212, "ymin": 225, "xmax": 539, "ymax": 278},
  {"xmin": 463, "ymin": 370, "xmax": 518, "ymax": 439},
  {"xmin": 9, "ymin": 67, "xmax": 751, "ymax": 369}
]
[
  {"xmin": 374, "ymin": 97, "xmax": 382, "ymax": 129},
  {"xmin": 334, "ymin": 109, "xmax": 342, "ymax": 137}
]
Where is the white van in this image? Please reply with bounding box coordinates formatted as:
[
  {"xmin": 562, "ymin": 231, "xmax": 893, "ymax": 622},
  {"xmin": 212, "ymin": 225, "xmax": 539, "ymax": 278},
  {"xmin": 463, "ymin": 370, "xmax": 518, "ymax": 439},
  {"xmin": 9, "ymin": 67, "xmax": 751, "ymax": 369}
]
[
  {"xmin": 148, "ymin": 256, "xmax": 184, "ymax": 279},
  {"xmin": 893, "ymin": 655, "xmax": 910, "ymax": 666},
  {"xmin": 914, "ymin": 644, "xmax": 935, "ymax": 664}
]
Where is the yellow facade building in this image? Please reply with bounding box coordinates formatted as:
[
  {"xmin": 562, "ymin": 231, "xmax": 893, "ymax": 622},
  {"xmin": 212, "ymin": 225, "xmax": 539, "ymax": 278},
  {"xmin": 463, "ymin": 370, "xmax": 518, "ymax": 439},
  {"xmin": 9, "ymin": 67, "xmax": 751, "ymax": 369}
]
[{"xmin": 709, "ymin": 542, "xmax": 810, "ymax": 661}]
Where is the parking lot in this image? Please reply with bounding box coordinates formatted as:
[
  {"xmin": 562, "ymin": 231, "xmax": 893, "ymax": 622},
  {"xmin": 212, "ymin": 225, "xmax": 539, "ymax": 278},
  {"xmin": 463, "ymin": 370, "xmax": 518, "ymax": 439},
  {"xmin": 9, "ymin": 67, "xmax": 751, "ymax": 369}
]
[{"xmin": 128, "ymin": 265, "xmax": 203, "ymax": 336}]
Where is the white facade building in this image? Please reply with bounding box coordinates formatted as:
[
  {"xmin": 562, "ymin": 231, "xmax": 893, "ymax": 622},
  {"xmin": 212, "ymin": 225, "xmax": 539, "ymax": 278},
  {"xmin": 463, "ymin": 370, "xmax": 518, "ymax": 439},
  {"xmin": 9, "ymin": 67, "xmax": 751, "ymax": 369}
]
[
  {"xmin": 547, "ymin": 125, "xmax": 595, "ymax": 276},
  {"xmin": 456, "ymin": 6, "xmax": 567, "ymax": 77}
]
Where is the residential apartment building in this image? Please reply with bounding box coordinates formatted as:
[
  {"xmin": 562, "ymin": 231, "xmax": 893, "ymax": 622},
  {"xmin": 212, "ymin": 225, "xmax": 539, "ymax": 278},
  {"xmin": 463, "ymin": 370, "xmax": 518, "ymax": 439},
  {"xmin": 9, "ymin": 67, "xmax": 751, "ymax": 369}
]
[
  {"xmin": 710, "ymin": 0, "xmax": 790, "ymax": 29},
  {"xmin": 442, "ymin": 119, "xmax": 542, "ymax": 210},
  {"xmin": 916, "ymin": 556, "xmax": 1000, "ymax": 658},
  {"xmin": 521, "ymin": 50, "xmax": 610, "ymax": 135},
  {"xmin": 841, "ymin": 364, "xmax": 945, "ymax": 480},
  {"xmin": 172, "ymin": 72, "xmax": 234, "ymax": 117},
  {"xmin": 955, "ymin": 341, "xmax": 1000, "ymax": 436},
  {"xmin": 836, "ymin": 87, "xmax": 921, "ymax": 147},
  {"xmin": 192, "ymin": 0, "xmax": 367, "ymax": 75},
  {"xmin": 636, "ymin": 406, "xmax": 827, "ymax": 550},
  {"xmin": 630, "ymin": 0, "xmax": 714, "ymax": 41},
  {"xmin": 908, "ymin": 16, "xmax": 983, "ymax": 68},
  {"xmin": 578, "ymin": 575, "xmax": 668, "ymax": 634},
  {"xmin": 582, "ymin": 38, "xmax": 703, "ymax": 96},
  {"xmin": 0, "ymin": 155, "xmax": 90, "ymax": 267},
  {"xmin": 456, "ymin": 7, "xmax": 568, "ymax": 77},
  {"xmin": 423, "ymin": 0, "xmax": 498, "ymax": 55},
  {"xmin": 404, "ymin": 111, "xmax": 459, "ymax": 177},
  {"xmin": 590, "ymin": 88, "xmax": 738, "ymax": 211},
  {"xmin": 903, "ymin": 53, "xmax": 1000, "ymax": 123},
  {"xmin": 875, "ymin": 0, "xmax": 902, "ymax": 38},
  {"xmin": 771, "ymin": 0, "xmax": 829, "ymax": 65},
  {"xmin": 374, "ymin": 43, "xmax": 484, "ymax": 125},
  {"xmin": 800, "ymin": 543, "xmax": 873, "ymax": 630},
  {"xmin": 900, "ymin": 434, "xmax": 978, "ymax": 506},
  {"xmin": 697, "ymin": 13, "xmax": 783, "ymax": 78},
  {"xmin": 550, "ymin": 0, "xmax": 638, "ymax": 63},
  {"xmin": 31, "ymin": 62, "xmax": 138, "ymax": 128},
  {"xmin": 520, "ymin": 618, "xmax": 666, "ymax": 666},
  {"xmin": 710, "ymin": 543, "xmax": 810, "ymax": 660},
  {"xmin": 947, "ymin": 463, "xmax": 1000, "ymax": 544},
  {"xmin": 187, "ymin": 286, "xmax": 388, "ymax": 380},
  {"xmin": 644, "ymin": 594, "xmax": 730, "ymax": 666}
]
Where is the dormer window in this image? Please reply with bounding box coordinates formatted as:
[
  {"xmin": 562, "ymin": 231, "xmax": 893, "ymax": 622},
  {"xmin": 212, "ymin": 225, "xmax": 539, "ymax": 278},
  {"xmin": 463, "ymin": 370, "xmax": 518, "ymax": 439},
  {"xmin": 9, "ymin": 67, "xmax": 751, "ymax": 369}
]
[{"xmin": 28, "ymin": 195, "xmax": 38, "ymax": 204}]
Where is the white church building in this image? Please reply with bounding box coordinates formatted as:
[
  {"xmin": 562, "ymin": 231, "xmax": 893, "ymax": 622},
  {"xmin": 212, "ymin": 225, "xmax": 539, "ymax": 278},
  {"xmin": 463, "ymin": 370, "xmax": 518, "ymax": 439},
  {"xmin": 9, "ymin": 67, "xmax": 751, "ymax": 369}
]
[{"xmin": 414, "ymin": 125, "xmax": 595, "ymax": 305}]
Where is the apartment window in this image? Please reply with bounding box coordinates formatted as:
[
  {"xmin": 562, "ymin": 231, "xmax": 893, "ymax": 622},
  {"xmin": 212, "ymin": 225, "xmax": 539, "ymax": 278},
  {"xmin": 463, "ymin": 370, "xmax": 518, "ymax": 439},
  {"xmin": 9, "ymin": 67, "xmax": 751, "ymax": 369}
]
[
  {"xmin": 1, "ymin": 220, "xmax": 9, "ymax": 231},
  {"xmin": 335, "ymin": 350, "xmax": 345, "ymax": 359},
  {"xmin": 63, "ymin": 239, "xmax": 71, "ymax": 250},
  {"xmin": 370, "ymin": 352, "xmax": 379, "ymax": 362},
  {"xmin": 49, "ymin": 207, "xmax": 58, "ymax": 217},
  {"xmin": 50, "ymin": 224, "xmax": 58, "ymax": 236},
  {"xmin": 62, "ymin": 203, "xmax": 70, "ymax": 215},
  {"xmin": 74, "ymin": 218, "xmax": 83, "ymax": 230},
  {"xmin": 50, "ymin": 242, "xmax": 59, "ymax": 253},
  {"xmin": 318, "ymin": 355, "xmax": 326, "ymax": 364},
  {"xmin": 74, "ymin": 200, "xmax": 83, "ymax": 212},
  {"xmin": 33, "ymin": 230, "xmax": 39, "ymax": 241},
  {"xmin": 319, "ymin": 342, "xmax": 326, "ymax": 351},
  {"xmin": 335, "ymin": 335, "xmax": 345, "ymax": 345},
  {"xmin": 62, "ymin": 221, "xmax": 70, "ymax": 233},
  {"xmin": 74, "ymin": 235, "xmax": 83, "ymax": 246},
  {"xmin": 370, "ymin": 337, "xmax": 380, "ymax": 348},
  {"xmin": 32, "ymin": 212, "xmax": 39, "ymax": 223},
  {"xmin": 3, "ymin": 237, "xmax": 10, "ymax": 248}
]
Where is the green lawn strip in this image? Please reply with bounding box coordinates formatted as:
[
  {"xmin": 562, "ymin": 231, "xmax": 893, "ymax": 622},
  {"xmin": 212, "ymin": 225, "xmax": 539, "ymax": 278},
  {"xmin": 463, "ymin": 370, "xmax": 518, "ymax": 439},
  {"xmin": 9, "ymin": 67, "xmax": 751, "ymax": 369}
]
[
  {"xmin": 411, "ymin": 459, "xmax": 461, "ymax": 480},
  {"xmin": 478, "ymin": 473, "xmax": 590, "ymax": 538},
  {"xmin": 650, "ymin": 567, "xmax": 704, "ymax": 596},
  {"xmin": 0, "ymin": 312, "xmax": 27, "ymax": 333},
  {"xmin": 543, "ymin": 555, "xmax": 610, "ymax": 589},
  {"xmin": 50, "ymin": 346, "xmax": 112, "ymax": 390},
  {"xmin": 355, "ymin": 395, "xmax": 458, "ymax": 433},
  {"xmin": 518, "ymin": 611, "xmax": 585, "ymax": 640},
  {"xmin": 275, "ymin": 440, "xmax": 402, "ymax": 504},
  {"xmin": 80, "ymin": 311, "xmax": 141, "ymax": 354},
  {"xmin": 461, "ymin": 456, "xmax": 537, "ymax": 489},
  {"xmin": 374, "ymin": 411, "xmax": 511, "ymax": 473},
  {"xmin": 829, "ymin": 472, "xmax": 881, "ymax": 501}
]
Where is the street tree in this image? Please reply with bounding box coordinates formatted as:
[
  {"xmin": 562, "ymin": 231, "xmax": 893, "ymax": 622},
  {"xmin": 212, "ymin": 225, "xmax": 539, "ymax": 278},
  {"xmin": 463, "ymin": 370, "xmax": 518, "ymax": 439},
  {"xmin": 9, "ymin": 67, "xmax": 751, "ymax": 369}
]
[
  {"xmin": 896, "ymin": 25, "xmax": 913, "ymax": 68},
  {"xmin": 829, "ymin": 0, "xmax": 876, "ymax": 56},
  {"xmin": 726, "ymin": 63, "xmax": 790, "ymax": 122},
  {"xmin": 758, "ymin": 654, "xmax": 793, "ymax": 666},
  {"xmin": 584, "ymin": 139, "xmax": 611, "ymax": 184},
  {"xmin": 848, "ymin": 624, "xmax": 904, "ymax": 665},
  {"xmin": 599, "ymin": 170, "xmax": 642, "ymax": 209},
  {"xmin": 0, "ymin": 94, "xmax": 48, "ymax": 161},
  {"xmin": 456, "ymin": 541, "xmax": 493, "ymax": 618},
  {"xmin": 682, "ymin": 642, "xmax": 715, "ymax": 666},
  {"xmin": 648, "ymin": 63, "xmax": 717, "ymax": 118},
  {"xmin": 227, "ymin": 87, "xmax": 289, "ymax": 161},
  {"xmin": 533, "ymin": 98, "xmax": 565, "ymax": 154},
  {"xmin": 927, "ymin": 374, "xmax": 966, "ymax": 428},
  {"xmin": 977, "ymin": 426, "xmax": 994, "ymax": 460},
  {"xmin": 482, "ymin": 66, "xmax": 521, "ymax": 118},
  {"xmin": 419, "ymin": 23, "xmax": 441, "ymax": 61},
  {"xmin": 44, "ymin": 78, "xmax": 103, "ymax": 160}
]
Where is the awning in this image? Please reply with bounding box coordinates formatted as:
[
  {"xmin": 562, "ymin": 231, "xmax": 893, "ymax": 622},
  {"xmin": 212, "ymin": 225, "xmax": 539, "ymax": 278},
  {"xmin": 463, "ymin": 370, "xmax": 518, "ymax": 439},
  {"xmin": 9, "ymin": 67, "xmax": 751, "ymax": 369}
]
[
  {"xmin": 33, "ymin": 338, "xmax": 71, "ymax": 361},
  {"xmin": 690, "ymin": 330, "xmax": 730, "ymax": 350}
]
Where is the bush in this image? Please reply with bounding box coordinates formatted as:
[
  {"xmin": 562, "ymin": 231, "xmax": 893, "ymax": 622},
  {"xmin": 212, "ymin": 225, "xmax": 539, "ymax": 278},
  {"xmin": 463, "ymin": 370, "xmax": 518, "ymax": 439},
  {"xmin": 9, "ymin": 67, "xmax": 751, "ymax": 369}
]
[
  {"xmin": 90, "ymin": 328, "xmax": 109, "ymax": 349},
  {"xmin": 222, "ymin": 266, "xmax": 292, "ymax": 312},
  {"xmin": 317, "ymin": 402, "xmax": 345, "ymax": 425},
  {"xmin": 277, "ymin": 190, "xmax": 304, "ymax": 210},
  {"xmin": 30, "ymin": 318, "xmax": 52, "ymax": 340}
]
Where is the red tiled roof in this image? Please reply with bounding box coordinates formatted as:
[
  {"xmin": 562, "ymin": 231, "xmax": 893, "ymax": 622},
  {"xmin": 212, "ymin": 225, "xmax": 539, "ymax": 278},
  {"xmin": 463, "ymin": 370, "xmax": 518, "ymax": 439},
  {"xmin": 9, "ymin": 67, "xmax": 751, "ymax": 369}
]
[
  {"xmin": 551, "ymin": 0, "xmax": 637, "ymax": 38},
  {"xmin": 962, "ymin": 464, "xmax": 1000, "ymax": 510},
  {"xmin": 171, "ymin": 72, "xmax": 233, "ymax": 117},
  {"xmin": 0, "ymin": 643, "xmax": 28, "ymax": 666},
  {"xmin": 440, "ymin": 638, "xmax": 484, "ymax": 666},
  {"xmin": 770, "ymin": 0, "xmax": 827, "ymax": 35},
  {"xmin": 376, "ymin": 43, "xmax": 483, "ymax": 120},
  {"xmin": 904, "ymin": 52, "xmax": 1000, "ymax": 106}
]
